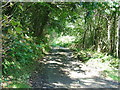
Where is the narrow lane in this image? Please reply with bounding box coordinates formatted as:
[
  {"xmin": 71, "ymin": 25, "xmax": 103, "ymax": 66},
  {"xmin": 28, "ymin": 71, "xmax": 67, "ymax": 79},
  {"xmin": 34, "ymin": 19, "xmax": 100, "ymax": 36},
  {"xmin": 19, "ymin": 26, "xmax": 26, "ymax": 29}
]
[{"xmin": 30, "ymin": 47, "xmax": 119, "ymax": 88}]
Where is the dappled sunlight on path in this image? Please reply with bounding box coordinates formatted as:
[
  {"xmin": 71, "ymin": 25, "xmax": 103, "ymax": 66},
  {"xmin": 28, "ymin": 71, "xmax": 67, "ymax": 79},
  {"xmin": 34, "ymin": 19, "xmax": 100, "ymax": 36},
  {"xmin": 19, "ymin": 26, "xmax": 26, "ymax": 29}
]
[{"xmin": 30, "ymin": 47, "xmax": 119, "ymax": 88}]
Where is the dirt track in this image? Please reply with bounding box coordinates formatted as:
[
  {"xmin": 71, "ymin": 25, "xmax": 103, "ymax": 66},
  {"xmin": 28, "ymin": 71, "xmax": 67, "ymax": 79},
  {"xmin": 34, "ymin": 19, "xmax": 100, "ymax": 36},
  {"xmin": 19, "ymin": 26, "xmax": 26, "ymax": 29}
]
[{"xmin": 29, "ymin": 47, "xmax": 119, "ymax": 88}]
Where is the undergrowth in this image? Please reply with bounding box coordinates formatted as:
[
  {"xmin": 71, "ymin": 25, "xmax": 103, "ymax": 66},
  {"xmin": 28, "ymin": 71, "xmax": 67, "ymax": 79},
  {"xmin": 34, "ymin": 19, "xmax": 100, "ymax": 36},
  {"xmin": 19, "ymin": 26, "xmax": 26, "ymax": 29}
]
[
  {"xmin": 73, "ymin": 49, "xmax": 119, "ymax": 82},
  {"xmin": 2, "ymin": 35, "xmax": 50, "ymax": 88},
  {"xmin": 51, "ymin": 36, "xmax": 119, "ymax": 82}
]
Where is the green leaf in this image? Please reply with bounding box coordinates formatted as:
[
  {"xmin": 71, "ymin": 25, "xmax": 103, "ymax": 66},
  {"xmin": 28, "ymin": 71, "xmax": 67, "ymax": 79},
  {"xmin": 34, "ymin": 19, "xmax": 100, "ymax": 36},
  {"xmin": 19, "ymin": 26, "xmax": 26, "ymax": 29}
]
[
  {"xmin": 15, "ymin": 27, "xmax": 22, "ymax": 33},
  {"xmin": 8, "ymin": 29, "xmax": 13, "ymax": 34},
  {"xmin": 11, "ymin": 20, "xmax": 17, "ymax": 26},
  {"xmin": 11, "ymin": 20, "xmax": 21, "ymax": 26},
  {"xmin": 19, "ymin": 5, "xmax": 24, "ymax": 11}
]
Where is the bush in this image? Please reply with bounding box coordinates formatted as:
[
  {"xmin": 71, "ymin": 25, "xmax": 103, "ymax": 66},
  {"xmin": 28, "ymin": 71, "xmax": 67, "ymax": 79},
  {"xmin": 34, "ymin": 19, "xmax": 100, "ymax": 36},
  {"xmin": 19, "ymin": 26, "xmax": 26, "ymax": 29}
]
[{"xmin": 2, "ymin": 34, "xmax": 48, "ymax": 87}]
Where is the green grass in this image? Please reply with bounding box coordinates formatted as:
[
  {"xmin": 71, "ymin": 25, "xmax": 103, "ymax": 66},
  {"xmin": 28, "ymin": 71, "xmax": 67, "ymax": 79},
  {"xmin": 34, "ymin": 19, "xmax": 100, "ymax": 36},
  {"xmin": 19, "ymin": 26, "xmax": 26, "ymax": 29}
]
[
  {"xmin": 73, "ymin": 49, "xmax": 119, "ymax": 82},
  {"xmin": 103, "ymin": 70, "xmax": 120, "ymax": 82},
  {"xmin": 8, "ymin": 82, "xmax": 31, "ymax": 88}
]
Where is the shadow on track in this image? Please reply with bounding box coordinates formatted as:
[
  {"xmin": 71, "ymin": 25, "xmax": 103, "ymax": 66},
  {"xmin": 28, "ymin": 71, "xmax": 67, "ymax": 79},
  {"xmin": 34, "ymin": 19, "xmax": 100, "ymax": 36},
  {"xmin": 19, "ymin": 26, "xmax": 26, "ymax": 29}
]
[{"xmin": 29, "ymin": 47, "xmax": 119, "ymax": 88}]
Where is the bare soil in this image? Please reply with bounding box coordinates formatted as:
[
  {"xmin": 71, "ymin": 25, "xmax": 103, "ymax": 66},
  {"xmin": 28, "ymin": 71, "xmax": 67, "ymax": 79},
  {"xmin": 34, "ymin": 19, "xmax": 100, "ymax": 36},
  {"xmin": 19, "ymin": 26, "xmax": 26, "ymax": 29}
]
[{"xmin": 29, "ymin": 47, "xmax": 119, "ymax": 88}]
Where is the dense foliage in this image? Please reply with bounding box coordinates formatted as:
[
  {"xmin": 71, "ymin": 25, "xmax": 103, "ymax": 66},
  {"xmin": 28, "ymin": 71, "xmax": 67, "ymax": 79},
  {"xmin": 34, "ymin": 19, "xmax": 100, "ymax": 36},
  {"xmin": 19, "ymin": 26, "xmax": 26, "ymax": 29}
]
[{"xmin": 2, "ymin": 2, "xmax": 120, "ymax": 88}]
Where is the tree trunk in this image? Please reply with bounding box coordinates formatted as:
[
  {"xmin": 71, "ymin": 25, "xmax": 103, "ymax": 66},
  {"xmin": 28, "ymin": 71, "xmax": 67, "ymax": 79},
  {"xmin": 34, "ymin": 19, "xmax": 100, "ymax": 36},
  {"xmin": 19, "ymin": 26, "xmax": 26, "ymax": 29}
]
[
  {"xmin": 107, "ymin": 18, "xmax": 113, "ymax": 54},
  {"xmin": 118, "ymin": 21, "xmax": 120, "ymax": 58},
  {"xmin": 97, "ymin": 13, "xmax": 101, "ymax": 52},
  {"xmin": 107, "ymin": 20, "xmax": 111, "ymax": 46},
  {"xmin": 83, "ymin": 27, "xmax": 87, "ymax": 49},
  {"xmin": 110, "ymin": 12, "xmax": 116, "ymax": 54},
  {"xmin": 116, "ymin": 17, "xmax": 120, "ymax": 58}
]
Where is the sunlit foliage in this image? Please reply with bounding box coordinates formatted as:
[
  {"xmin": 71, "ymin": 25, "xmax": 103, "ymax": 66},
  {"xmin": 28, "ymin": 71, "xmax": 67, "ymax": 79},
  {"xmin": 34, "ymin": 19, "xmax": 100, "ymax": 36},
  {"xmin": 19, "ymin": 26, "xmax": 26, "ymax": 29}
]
[{"xmin": 2, "ymin": 2, "xmax": 119, "ymax": 88}]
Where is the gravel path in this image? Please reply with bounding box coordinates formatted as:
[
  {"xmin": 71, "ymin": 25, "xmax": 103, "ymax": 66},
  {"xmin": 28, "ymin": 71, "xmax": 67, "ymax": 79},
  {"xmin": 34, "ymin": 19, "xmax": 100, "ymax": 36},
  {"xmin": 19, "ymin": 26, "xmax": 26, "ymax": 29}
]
[{"xmin": 29, "ymin": 47, "xmax": 119, "ymax": 88}]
